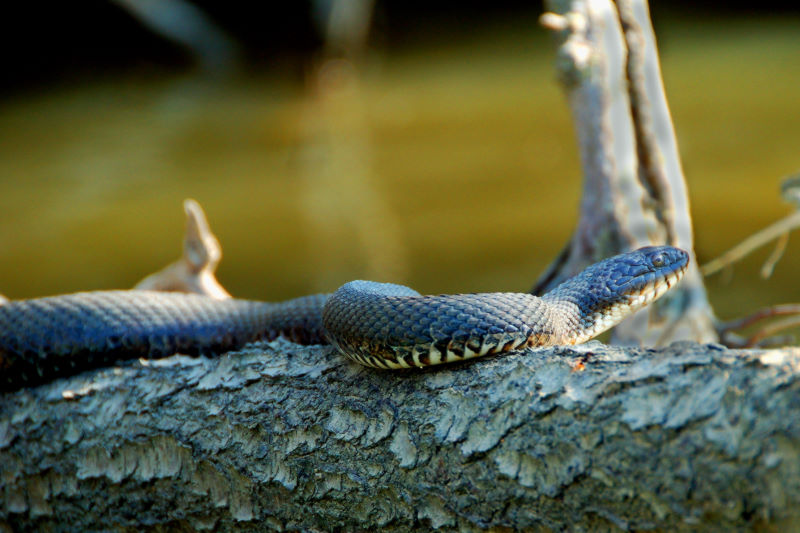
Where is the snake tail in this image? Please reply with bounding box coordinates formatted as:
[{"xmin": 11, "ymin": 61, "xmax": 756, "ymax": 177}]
[{"xmin": 0, "ymin": 291, "xmax": 328, "ymax": 391}]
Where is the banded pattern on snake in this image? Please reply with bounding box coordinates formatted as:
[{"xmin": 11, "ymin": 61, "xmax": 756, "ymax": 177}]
[{"xmin": 0, "ymin": 246, "xmax": 688, "ymax": 391}]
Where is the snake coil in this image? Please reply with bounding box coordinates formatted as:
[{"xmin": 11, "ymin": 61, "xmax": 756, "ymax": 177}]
[{"xmin": 0, "ymin": 246, "xmax": 688, "ymax": 391}]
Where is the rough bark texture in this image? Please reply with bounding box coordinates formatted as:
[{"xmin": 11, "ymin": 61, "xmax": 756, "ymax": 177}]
[{"xmin": 3, "ymin": 341, "xmax": 800, "ymax": 531}]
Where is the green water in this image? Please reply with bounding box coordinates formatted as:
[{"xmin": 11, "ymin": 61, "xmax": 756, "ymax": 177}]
[{"xmin": 1, "ymin": 15, "xmax": 799, "ymax": 328}]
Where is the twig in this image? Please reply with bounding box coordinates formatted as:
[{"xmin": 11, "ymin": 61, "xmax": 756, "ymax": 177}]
[
  {"xmin": 718, "ymin": 303, "xmax": 800, "ymax": 347},
  {"xmin": 701, "ymin": 210, "xmax": 800, "ymax": 277},
  {"xmin": 719, "ymin": 304, "xmax": 800, "ymax": 332},
  {"xmin": 748, "ymin": 316, "xmax": 800, "ymax": 347},
  {"xmin": 761, "ymin": 231, "xmax": 789, "ymax": 278}
]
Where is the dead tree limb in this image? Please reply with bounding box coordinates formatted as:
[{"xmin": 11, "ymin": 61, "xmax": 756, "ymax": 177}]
[
  {"xmin": 2, "ymin": 342, "xmax": 800, "ymax": 530},
  {"xmin": 134, "ymin": 199, "xmax": 231, "ymax": 299},
  {"xmin": 538, "ymin": 0, "xmax": 717, "ymax": 344}
]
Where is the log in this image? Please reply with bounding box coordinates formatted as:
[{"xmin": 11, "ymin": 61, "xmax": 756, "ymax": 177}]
[{"xmin": 2, "ymin": 341, "xmax": 799, "ymax": 530}]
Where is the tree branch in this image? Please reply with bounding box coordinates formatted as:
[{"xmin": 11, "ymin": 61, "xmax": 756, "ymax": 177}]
[
  {"xmin": 701, "ymin": 211, "xmax": 800, "ymax": 277},
  {"xmin": 538, "ymin": 0, "xmax": 717, "ymax": 344},
  {"xmin": 2, "ymin": 342, "xmax": 799, "ymax": 530}
]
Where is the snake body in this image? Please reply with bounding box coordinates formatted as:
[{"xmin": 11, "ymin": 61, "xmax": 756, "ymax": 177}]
[{"xmin": 0, "ymin": 246, "xmax": 688, "ymax": 391}]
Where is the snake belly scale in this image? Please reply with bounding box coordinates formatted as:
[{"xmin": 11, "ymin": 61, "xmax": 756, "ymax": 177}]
[{"xmin": 0, "ymin": 246, "xmax": 688, "ymax": 391}]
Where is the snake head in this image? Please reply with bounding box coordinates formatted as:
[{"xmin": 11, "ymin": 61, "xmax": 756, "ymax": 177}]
[
  {"xmin": 544, "ymin": 245, "xmax": 689, "ymax": 343},
  {"xmin": 599, "ymin": 246, "xmax": 689, "ymax": 305}
]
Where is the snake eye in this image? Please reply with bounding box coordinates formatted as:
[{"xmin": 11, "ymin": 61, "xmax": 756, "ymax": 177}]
[{"xmin": 651, "ymin": 254, "xmax": 666, "ymax": 268}]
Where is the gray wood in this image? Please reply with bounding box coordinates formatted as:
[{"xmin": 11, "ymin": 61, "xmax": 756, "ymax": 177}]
[
  {"xmin": 2, "ymin": 341, "xmax": 799, "ymax": 530},
  {"xmin": 537, "ymin": 0, "xmax": 717, "ymax": 344}
]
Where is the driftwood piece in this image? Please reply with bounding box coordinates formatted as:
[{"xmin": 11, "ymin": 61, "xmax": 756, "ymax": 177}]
[
  {"xmin": 134, "ymin": 199, "xmax": 231, "ymax": 300},
  {"xmin": 2, "ymin": 342, "xmax": 799, "ymax": 530}
]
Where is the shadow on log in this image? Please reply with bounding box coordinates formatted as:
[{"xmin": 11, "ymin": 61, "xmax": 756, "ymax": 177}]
[{"xmin": 2, "ymin": 342, "xmax": 800, "ymax": 530}]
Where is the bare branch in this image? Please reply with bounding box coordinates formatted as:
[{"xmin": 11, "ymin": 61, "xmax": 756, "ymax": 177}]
[
  {"xmin": 761, "ymin": 231, "xmax": 790, "ymax": 278},
  {"xmin": 539, "ymin": 0, "xmax": 716, "ymax": 344},
  {"xmin": 701, "ymin": 211, "xmax": 800, "ymax": 277},
  {"xmin": 718, "ymin": 304, "xmax": 800, "ymax": 347},
  {"xmin": 747, "ymin": 316, "xmax": 800, "ymax": 347}
]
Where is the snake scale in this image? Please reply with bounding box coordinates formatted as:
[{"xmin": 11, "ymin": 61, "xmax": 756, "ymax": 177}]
[{"xmin": 0, "ymin": 246, "xmax": 688, "ymax": 392}]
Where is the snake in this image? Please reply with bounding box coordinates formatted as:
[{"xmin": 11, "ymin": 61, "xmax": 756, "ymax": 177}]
[{"xmin": 0, "ymin": 246, "xmax": 688, "ymax": 392}]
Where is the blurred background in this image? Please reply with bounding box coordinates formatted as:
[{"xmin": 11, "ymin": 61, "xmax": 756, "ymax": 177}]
[{"xmin": 0, "ymin": 1, "xmax": 798, "ymax": 324}]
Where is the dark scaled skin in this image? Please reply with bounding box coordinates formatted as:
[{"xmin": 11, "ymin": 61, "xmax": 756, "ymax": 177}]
[
  {"xmin": 323, "ymin": 246, "xmax": 689, "ymax": 368},
  {"xmin": 0, "ymin": 246, "xmax": 688, "ymax": 392},
  {"xmin": 0, "ymin": 291, "xmax": 327, "ymax": 391}
]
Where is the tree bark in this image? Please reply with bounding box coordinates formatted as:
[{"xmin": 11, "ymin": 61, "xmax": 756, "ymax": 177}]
[{"xmin": 3, "ymin": 341, "xmax": 800, "ymax": 531}]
